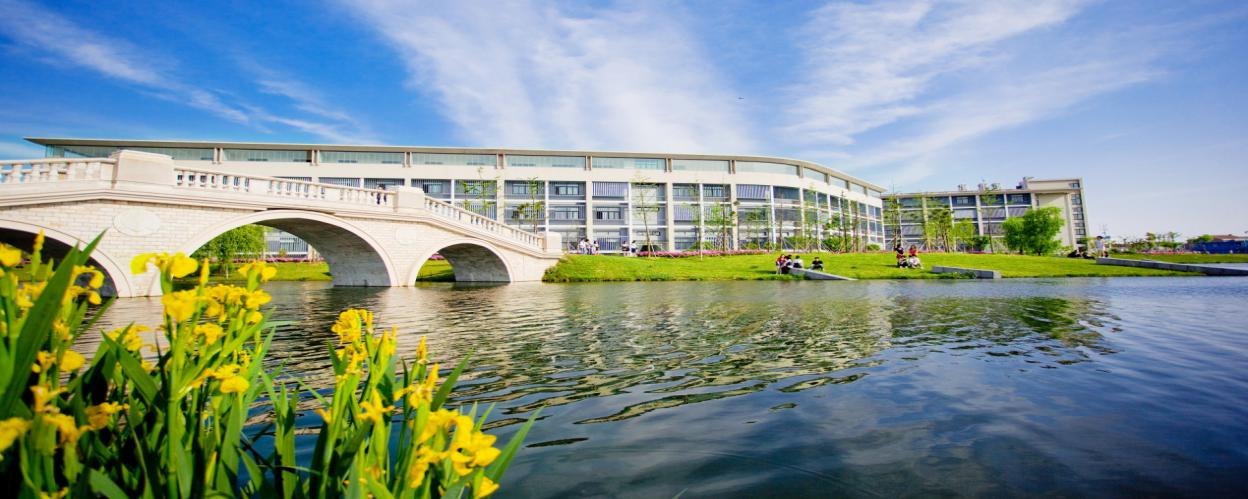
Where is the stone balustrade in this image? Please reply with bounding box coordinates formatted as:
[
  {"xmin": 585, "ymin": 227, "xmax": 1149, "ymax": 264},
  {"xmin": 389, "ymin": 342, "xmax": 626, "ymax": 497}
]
[
  {"xmin": 0, "ymin": 151, "xmax": 549, "ymax": 253},
  {"xmin": 0, "ymin": 157, "xmax": 115, "ymax": 184}
]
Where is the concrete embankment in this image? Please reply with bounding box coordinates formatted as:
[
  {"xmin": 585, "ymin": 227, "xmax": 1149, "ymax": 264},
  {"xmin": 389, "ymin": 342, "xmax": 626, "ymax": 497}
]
[
  {"xmin": 931, "ymin": 266, "xmax": 1001, "ymax": 279},
  {"xmin": 791, "ymin": 268, "xmax": 856, "ymax": 281},
  {"xmin": 1096, "ymin": 257, "xmax": 1248, "ymax": 276}
]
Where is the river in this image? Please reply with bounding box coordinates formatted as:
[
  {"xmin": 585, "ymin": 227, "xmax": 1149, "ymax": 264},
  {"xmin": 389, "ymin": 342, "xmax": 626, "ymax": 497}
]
[{"xmin": 84, "ymin": 277, "xmax": 1248, "ymax": 497}]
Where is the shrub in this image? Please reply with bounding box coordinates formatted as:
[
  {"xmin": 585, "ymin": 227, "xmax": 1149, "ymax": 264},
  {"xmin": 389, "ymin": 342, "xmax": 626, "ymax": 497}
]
[{"xmin": 0, "ymin": 233, "xmax": 531, "ymax": 497}]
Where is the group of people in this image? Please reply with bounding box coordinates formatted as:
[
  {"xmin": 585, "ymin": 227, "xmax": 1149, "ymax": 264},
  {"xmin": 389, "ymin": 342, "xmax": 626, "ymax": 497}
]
[
  {"xmin": 574, "ymin": 238, "xmax": 600, "ymax": 254},
  {"xmin": 775, "ymin": 254, "xmax": 824, "ymax": 274},
  {"xmin": 619, "ymin": 240, "xmax": 641, "ymax": 255},
  {"xmin": 895, "ymin": 244, "xmax": 923, "ymax": 269}
]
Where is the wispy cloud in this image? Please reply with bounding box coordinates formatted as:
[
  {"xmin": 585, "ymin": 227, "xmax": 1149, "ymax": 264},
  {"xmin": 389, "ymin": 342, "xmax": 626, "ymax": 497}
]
[
  {"xmin": 0, "ymin": 0, "xmax": 371, "ymax": 143},
  {"xmin": 344, "ymin": 0, "xmax": 754, "ymax": 153},
  {"xmin": 782, "ymin": 0, "xmax": 1177, "ymax": 182}
]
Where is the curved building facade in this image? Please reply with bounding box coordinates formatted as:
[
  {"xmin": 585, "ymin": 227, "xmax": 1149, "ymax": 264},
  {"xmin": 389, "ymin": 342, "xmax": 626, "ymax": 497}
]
[{"xmin": 29, "ymin": 138, "xmax": 886, "ymax": 253}]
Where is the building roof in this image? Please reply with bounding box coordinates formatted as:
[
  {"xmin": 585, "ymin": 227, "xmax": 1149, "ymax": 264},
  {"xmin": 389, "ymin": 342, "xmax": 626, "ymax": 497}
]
[{"xmin": 25, "ymin": 137, "xmax": 887, "ymax": 192}]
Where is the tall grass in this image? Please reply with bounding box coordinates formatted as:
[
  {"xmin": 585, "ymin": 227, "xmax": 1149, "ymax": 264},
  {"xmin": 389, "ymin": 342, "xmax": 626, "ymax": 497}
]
[{"xmin": 0, "ymin": 233, "xmax": 533, "ymax": 497}]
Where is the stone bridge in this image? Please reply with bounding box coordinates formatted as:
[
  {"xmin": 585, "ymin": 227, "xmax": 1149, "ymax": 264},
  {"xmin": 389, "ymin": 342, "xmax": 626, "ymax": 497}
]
[{"xmin": 0, "ymin": 150, "xmax": 563, "ymax": 297}]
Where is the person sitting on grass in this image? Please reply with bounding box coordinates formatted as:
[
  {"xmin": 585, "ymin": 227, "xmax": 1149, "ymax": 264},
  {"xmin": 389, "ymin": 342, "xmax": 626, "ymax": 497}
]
[
  {"xmin": 906, "ymin": 245, "xmax": 923, "ymax": 269},
  {"xmin": 792, "ymin": 255, "xmax": 804, "ymax": 269},
  {"xmin": 775, "ymin": 253, "xmax": 787, "ymax": 274},
  {"xmin": 811, "ymin": 256, "xmax": 824, "ymax": 271},
  {"xmin": 895, "ymin": 244, "xmax": 907, "ymax": 268}
]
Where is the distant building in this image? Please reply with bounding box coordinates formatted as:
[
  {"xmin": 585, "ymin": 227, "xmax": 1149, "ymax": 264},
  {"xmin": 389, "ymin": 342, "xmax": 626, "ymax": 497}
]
[
  {"xmin": 1189, "ymin": 234, "xmax": 1248, "ymax": 254},
  {"xmin": 29, "ymin": 138, "xmax": 887, "ymax": 253},
  {"xmin": 883, "ymin": 177, "xmax": 1089, "ymax": 251}
]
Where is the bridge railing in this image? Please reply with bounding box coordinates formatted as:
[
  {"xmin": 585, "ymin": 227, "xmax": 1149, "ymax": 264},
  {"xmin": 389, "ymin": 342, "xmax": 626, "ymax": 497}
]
[
  {"xmin": 173, "ymin": 168, "xmax": 394, "ymax": 208},
  {"xmin": 0, "ymin": 158, "xmax": 115, "ymax": 184},
  {"xmin": 0, "ymin": 153, "xmax": 549, "ymax": 252},
  {"xmin": 422, "ymin": 196, "xmax": 545, "ymax": 248}
]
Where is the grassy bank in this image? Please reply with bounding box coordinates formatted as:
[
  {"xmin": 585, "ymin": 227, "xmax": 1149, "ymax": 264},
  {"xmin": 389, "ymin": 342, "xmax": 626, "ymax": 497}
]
[
  {"xmin": 542, "ymin": 253, "xmax": 1197, "ymax": 282},
  {"xmin": 179, "ymin": 253, "xmax": 1197, "ymax": 285},
  {"xmin": 1113, "ymin": 253, "xmax": 1248, "ymax": 264},
  {"xmin": 187, "ymin": 260, "xmax": 457, "ymax": 282}
]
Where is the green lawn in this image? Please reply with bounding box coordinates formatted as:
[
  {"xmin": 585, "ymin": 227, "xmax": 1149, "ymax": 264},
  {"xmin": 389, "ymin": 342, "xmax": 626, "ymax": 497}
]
[
  {"xmin": 542, "ymin": 253, "xmax": 1197, "ymax": 282},
  {"xmin": 1113, "ymin": 253, "xmax": 1248, "ymax": 264},
  {"xmin": 414, "ymin": 260, "xmax": 455, "ymax": 282},
  {"xmin": 175, "ymin": 253, "xmax": 1196, "ymax": 285},
  {"xmin": 181, "ymin": 260, "xmax": 457, "ymax": 283}
]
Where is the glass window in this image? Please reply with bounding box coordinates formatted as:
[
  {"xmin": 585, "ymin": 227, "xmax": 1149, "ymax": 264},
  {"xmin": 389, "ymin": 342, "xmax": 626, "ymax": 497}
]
[
  {"xmin": 549, "ymin": 205, "xmax": 584, "ymax": 221},
  {"xmin": 671, "ymin": 159, "xmax": 729, "ymax": 172},
  {"xmin": 363, "ymin": 178, "xmax": 404, "ymax": 189},
  {"xmin": 673, "ymin": 184, "xmax": 698, "ymax": 199},
  {"xmin": 412, "ymin": 153, "xmax": 495, "ymax": 167},
  {"xmin": 506, "ymin": 180, "xmax": 544, "ymax": 196},
  {"xmin": 594, "ymin": 206, "xmax": 623, "ymax": 220},
  {"xmin": 850, "ymin": 183, "xmax": 867, "ymax": 195},
  {"xmin": 1007, "ymin": 193, "xmax": 1032, "ymax": 204},
  {"xmin": 456, "ymin": 180, "xmax": 496, "ymax": 196},
  {"xmin": 1069, "ymin": 182, "xmax": 1080, "ymax": 188},
  {"xmin": 139, "ymin": 147, "xmax": 214, "ymax": 161},
  {"xmin": 953, "ymin": 196, "xmax": 975, "ymax": 207},
  {"xmin": 868, "ymin": 189, "xmax": 883, "ymax": 198},
  {"xmin": 224, "ymin": 149, "xmax": 309, "ymax": 162},
  {"xmin": 593, "ymin": 182, "xmax": 628, "ymax": 198},
  {"xmin": 979, "ymin": 194, "xmax": 1004, "ymax": 206},
  {"xmin": 317, "ymin": 177, "xmax": 360, "ymax": 187},
  {"xmin": 803, "ymin": 168, "xmax": 829, "ymax": 184},
  {"xmin": 322, "ymin": 151, "xmax": 404, "ymax": 164},
  {"xmin": 702, "ymin": 184, "xmax": 727, "ymax": 199},
  {"xmin": 1072, "ymin": 194, "xmax": 1082, "ymax": 205},
  {"xmin": 592, "ymin": 157, "xmax": 664, "ymax": 170},
  {"xmin": 631, "ymin": 183, "xmax": 665, "ymax": 202},
  {"xmin": 773, "ymin": 186, "xmax": 800, "ymax": 200},
  {"xmin": 735, "ymin": 161, "xmax": 799, "ymax": 176},
  {"xmin": 736, "ymin": 184, "xmax": 769, "ymax": 200},
  {"xmin": 506, "ymin": 155, "xmax": 585, "ymax": 168},
  {"xmin": 413, "ymin": 179, "xmax": 450, "ymax": 195},
  {"xmin": 551, "ymin": 182, "xmax": 582, "ymax": 197}
]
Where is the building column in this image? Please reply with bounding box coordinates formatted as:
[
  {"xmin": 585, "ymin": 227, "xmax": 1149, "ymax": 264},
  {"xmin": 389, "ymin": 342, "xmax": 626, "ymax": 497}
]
[
  {"xmin": 664, "ymin": 182, "xmax": 675, "ymax": 252},
  {"xmin": 584, "ymin": 181, "xmax": 594, "ymax": 250},
  {"xmin": 728, "ymin": 183, "xmax": 739, "ymax": 250}
]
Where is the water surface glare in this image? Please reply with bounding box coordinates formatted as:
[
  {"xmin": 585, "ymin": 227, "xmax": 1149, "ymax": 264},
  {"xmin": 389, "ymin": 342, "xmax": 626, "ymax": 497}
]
[{"xmin": 87, "ymin": 278, "xmax": 1248, "ymax": 497}]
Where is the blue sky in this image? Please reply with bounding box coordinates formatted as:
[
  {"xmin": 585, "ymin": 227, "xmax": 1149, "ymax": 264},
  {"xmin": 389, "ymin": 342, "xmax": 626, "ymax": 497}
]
[{"xmin": 0, "ymin": 0, "xmax": 1244, "ymax": 238}]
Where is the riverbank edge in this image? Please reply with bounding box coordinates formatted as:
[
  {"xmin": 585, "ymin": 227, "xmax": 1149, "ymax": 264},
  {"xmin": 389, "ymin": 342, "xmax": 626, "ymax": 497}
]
[{"xmin": 184, "ymin": 254, "xmax": 1205, "ymax": 284}]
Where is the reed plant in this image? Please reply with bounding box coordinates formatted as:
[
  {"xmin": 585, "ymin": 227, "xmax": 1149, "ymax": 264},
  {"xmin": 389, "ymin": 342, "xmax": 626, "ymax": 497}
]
[{"xmin": 0, "ymin": 233, "xmax": 533, "ymax": 498}]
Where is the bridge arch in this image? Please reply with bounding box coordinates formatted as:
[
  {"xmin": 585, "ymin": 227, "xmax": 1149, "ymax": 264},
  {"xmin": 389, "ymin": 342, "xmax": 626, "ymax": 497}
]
[
  {"xmin": 0, "ymin": 218, "xmax": 134, "ymax": 297},
  {"xmin": 170, "ymin": 210, "xmax": 399, "ymax": 294},
  {"xmin": 408, "ymin": 239, "xmax": 514, "ymax": 284}
]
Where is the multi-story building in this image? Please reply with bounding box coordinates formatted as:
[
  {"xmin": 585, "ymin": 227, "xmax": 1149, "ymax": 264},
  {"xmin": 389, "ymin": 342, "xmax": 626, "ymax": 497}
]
[
  {"xmin": 28, "ymin": 138, "xmax": 887, "ymax": 252},
  {"xmin": 883, "ymin": 177, "xmax": 1089, "ymax": 251}
]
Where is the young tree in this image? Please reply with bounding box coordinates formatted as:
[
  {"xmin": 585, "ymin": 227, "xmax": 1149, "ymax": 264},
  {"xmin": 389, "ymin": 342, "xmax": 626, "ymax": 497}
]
[
  {"xmin": 460, "ymin": 167, "xmax": 498, "ymax": 218},
  {"xmin": 925, "ymin": 204, "xmax": 953, "ymax": 251},
  {"xmin": 513, "ymin": 177, "xmax": 545, "ymax": 233},
  {"xmin": 1001, "ymin": 207, "xmax": 1065, "ymax": 255},
  {"xmin": 194, "ymin": 224, "xmax": 267, "ymax": 278},
  {"xmin": 952, "ymin": 219, "xmax": 976, "ymax": 252},
  {"xmin": 630, "ymin": 175, "xmax": 661, "ymax": 255},
  {"xmin": 883, "ymin": 197, "xmax": 904, "ymax": 252}
]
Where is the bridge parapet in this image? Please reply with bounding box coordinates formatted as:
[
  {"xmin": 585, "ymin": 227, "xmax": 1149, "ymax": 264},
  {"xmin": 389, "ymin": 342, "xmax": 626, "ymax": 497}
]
[
  {"xmin": 0, "ymin": 150, "xmax": 551, "ymax": 254},
  {"xmin": 0, "ymin": 157, "xmax": 116, "ymax": 184}
]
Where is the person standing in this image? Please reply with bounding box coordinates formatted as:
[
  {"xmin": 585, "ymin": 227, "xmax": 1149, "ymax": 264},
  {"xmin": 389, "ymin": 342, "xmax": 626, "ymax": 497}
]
[{"xmin": 1094, "ymin": 236, "xmax": 1107, "ymax": 258}]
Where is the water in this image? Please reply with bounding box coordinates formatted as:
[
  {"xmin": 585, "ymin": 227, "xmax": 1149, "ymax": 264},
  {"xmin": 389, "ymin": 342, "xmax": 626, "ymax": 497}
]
[{"xmin": 84, "ymin": 277, "xmax": 1248, "ymax": 497}]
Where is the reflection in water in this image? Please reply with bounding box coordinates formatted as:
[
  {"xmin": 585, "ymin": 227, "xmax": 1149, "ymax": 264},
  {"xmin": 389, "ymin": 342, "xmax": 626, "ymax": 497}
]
[{"xmin": 80, "ymin": 278, "xmax": 1248, "ymax": 497}]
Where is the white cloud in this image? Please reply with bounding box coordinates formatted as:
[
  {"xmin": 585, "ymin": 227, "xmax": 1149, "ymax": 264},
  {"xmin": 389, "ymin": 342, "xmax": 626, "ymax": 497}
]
[
  {"xmin": 786, "ymin": 0, "xmax": 1086, "ymax": 147},
  {"xmin": 776, "ymin": 0, "xmax": 1188, "ymax": 184},
  {"xmin": 344, "ymin": 0, "xmax": 754, "ymax": 153},
  {"xmin": 0, "ymin": 0, "xmax": 371, "ymax": 143}
]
